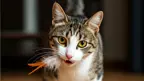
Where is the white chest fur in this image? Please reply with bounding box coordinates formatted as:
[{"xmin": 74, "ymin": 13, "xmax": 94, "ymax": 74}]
[{"xmin": 58, "ymin": 53, "xmax": 94, "ymax": 81}]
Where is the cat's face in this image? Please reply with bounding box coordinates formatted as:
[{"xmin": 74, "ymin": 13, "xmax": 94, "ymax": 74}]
[{"xmin": 49, "ymin": 2, "xmax": 103, "ymax": 66}]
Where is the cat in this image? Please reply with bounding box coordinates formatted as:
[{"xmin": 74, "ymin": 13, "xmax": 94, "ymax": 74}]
[{"xmin": 43, "ymin": 2, "xmax": 104, "ymax": 81}]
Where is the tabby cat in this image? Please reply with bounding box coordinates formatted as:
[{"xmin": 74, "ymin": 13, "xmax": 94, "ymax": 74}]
[{"xmin": 43, "ymin": 2, "xmax": 104, "ymax": 81}]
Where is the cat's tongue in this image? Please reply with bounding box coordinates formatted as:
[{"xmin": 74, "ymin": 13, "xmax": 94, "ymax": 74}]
[{"xmin": 64, "ymin": 60, "xmax": 74, "ymax": 64}]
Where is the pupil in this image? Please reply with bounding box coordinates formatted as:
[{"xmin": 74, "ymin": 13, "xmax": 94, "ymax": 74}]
[
  {"xmin": 81, "ymin": 41, "xmax": 84, "ymax": 45},
  {"xmin": 61, "ymin": 38, "xmax": 64, "ymax": 41}
]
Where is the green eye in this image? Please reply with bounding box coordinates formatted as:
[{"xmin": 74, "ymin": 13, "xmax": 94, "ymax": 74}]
[
  {"xmin": 78, "ymin": 41, "xmax": 87, "ymax": 48},
  {"xmin": 58, "ymin": 36, "xmax": 67, "ymax": 45}
]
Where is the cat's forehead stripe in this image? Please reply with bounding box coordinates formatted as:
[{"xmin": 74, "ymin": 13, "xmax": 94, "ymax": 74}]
[
  {"xmin": 66, "ymin": 28, "xmax": 72, "ymax": 38},
  {"xmin": 51, "ymin": 16, "xmax": 97, "ymax": 49}
]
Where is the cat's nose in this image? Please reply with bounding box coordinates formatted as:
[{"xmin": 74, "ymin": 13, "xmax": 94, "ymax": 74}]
[{"xmin": 66, "ymin": 54, "xmax": 72, "ymax": 59}]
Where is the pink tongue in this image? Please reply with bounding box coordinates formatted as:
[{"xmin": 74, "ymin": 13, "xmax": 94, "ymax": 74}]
[{"xmin": 65, "ymin": 60, "xmax": 73, "ymax": 64}]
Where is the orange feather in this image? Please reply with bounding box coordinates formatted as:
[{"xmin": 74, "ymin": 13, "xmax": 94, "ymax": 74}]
[{"xmin": 28, "ymin": 62, "xmax": 46, "ymax": 75}]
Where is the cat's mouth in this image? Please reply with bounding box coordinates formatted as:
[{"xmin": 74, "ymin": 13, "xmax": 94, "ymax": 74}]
[{"xmin": 64, "ymin": 60, "xmax": 74, "ymax": 64}]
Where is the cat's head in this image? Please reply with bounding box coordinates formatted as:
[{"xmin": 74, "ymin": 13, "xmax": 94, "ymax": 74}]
[{"xmin": 49, "ymin": 2, "xmax": 103, "ymax": 66}]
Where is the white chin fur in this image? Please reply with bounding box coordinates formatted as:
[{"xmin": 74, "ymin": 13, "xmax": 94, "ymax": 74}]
[{"xmin": 43, "ymin": 55, "xmax": 61, "ymax": 71}]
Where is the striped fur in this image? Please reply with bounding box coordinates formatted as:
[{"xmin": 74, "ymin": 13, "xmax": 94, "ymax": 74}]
[{"xmin": 43, "ymin": 2, "xmax": 104, "ymax": 81}]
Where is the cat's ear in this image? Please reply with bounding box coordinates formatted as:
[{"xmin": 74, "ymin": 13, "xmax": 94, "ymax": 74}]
[
  {"xmin": 52, "ymin": 2, "xmax": 68, "ymax": 25},
  {"xmin": 85, "ymin": 11, "xmax": 103, "ymax": 33}
]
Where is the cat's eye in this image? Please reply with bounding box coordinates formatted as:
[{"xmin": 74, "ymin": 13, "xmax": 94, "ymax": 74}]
[
  {"xmin": 58, "ymin": 36, "xmax": 67, "ymax": 45},
  {"xmin": 77, "ymin": 40, "xmax": 87, "ymax": 48}
]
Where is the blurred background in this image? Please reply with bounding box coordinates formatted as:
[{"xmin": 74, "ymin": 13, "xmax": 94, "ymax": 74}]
[{"xmin": 1, "ymin": 0, "xmax": 143, "ymax": 81}]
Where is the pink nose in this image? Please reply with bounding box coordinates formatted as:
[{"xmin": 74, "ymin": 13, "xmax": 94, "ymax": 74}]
[{"xmin": 66, "ymin": 54, "xmax": 72, "ymax": 59}]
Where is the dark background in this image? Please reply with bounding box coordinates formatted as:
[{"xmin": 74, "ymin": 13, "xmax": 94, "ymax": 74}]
[{"xmin": 1, "ymin": 0, "xmax": 143, "ymax": 80}]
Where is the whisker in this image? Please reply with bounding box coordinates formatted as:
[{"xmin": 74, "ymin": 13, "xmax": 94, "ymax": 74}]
[
  {"xmin": 27, "ymin": 47, "xmax": 59, "ymax": 64},
  {"xmin": 31, "ymin": 54, "xmax": 49, "ymax": 63},
  {"xmin": 27, "ymin": 52, "xmax": 55, "ymax": 63},
  {"xmin": 34, "ymin": 48, "xmax": 57, "ymax": 51},
  {"xmin": 31, "ymin": 53, "xmax": 58, "ymax": 63},
  {"xmin": 34, "ymin": 48, "xmax": 58, "ymax": 54}
]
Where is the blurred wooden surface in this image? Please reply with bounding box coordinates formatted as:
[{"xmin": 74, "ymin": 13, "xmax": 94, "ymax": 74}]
[{"xmin": 1, "ymin": 72, "xmax": 144, "ymax": 81}]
